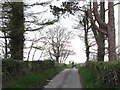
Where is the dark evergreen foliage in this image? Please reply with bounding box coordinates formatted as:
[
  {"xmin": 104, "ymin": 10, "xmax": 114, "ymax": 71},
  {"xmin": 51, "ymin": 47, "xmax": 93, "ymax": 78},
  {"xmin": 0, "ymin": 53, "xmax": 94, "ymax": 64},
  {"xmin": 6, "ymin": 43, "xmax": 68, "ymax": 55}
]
[
  {"xmin": 9, "ymin": 2, "xmax": 24, "ymax": 60},
  {"xmin": 50, "ymin": 2, "xmax": 80, "ymax": 18}
]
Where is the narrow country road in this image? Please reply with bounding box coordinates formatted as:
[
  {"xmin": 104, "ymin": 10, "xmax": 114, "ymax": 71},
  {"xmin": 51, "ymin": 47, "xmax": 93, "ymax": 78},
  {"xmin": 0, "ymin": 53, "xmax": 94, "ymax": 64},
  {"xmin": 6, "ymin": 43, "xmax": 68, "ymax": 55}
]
[{"xmin": 44, "ymin": 68, "xmax": 82, "ymax": 88}]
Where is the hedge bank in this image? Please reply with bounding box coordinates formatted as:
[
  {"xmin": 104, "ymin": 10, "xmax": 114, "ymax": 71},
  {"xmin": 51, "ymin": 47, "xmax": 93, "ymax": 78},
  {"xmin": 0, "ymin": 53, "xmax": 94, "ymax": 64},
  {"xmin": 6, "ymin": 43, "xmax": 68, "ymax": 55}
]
[
  {"xmin": 3, "ymin": 66, "xmax": 66, "ymax": 88},
  {"xmin": 86, "ymin": 61, "xmax": 120, "ymax": 88},
  {"xmin": 2, "ymin": 58, "xmax": 55, "ymax": 85}
]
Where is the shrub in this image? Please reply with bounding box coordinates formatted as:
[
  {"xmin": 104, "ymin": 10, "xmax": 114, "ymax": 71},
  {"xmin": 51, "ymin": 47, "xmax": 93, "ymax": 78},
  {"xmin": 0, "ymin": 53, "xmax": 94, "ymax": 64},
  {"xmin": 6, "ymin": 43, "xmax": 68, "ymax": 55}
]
[
  {"xmin": 2, "ymin": 58, "xmax": 55, "ymax": 85},
  {"xmin": 87, "ymin": 61, "xmax": 120, "ymax": 88},
  {"xmin": 2, "ymin": 59, "xmax": 28, "ymax": 84},
  {"xmin": 79, "ymin": 66, "xmax": 103, "ymax": 88}
]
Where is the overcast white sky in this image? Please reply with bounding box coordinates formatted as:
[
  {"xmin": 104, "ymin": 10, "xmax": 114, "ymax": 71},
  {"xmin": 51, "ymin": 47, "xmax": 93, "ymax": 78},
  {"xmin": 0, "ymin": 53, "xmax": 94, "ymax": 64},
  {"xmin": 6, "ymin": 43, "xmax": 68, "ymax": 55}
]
[
  {"xmin": 23, "ymin": 0, "xmax": 88, "ymax": 64},
  {"xmin": 0, "ymin": 0, "xmax": 119, "ymax": 63},
  {"xmin": 24, "ymin": 0, "xmax": 119, "ymax": 64}
]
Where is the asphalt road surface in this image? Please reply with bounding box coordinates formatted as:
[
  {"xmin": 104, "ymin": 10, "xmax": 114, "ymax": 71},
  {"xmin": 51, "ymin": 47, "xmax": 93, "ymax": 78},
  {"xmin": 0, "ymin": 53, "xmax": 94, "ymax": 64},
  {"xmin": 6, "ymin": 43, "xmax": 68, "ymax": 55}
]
[{"xmin": 44, "ymin": 68, "xmax": 82, "ymax": 88}]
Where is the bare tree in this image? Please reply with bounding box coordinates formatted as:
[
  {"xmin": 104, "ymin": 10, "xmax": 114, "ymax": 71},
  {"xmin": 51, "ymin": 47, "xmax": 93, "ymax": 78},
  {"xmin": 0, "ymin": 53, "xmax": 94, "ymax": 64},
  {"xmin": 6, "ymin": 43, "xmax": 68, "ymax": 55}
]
[
  {"xmin": 60, "ymin": 47, "xmax": 75, "ymax": 63},
  {"xmin": 43, "ymin": 26, "xmax": 74, "ymax": 65},
  {"xmin": 89, "ymin": 0, "xmax": 116, "ymax": 61}
]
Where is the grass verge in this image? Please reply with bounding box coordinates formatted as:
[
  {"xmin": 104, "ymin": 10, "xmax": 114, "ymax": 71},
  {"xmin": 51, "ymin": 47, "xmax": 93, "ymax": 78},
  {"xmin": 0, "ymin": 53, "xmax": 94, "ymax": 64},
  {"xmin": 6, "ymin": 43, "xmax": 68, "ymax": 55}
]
[
  {"xmin": 3, "ymin": 66, "xmax": 66, "ymax": 88},
  {"xmin": 79, "ymin": 66, "xmax": 102, "ymax": 88}
]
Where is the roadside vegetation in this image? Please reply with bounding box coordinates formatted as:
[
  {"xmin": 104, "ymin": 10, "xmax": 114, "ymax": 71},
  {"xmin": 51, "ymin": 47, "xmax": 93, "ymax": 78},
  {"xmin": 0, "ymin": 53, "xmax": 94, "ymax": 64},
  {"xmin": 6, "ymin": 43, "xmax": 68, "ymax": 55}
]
[
  {"xmin": 79, "ymin": 66, "xmax": 102, "ymax": 88},
  {"xmin": 1, "ymin": 1, "xmax": 120, "ymax": 89},
  {"xmin": 3, "ymin": 66, "xmax": 66, "ymax": 88},
  {"xmin": 79, "ymin": 61, "xmax": 120, "ymax": 88}
]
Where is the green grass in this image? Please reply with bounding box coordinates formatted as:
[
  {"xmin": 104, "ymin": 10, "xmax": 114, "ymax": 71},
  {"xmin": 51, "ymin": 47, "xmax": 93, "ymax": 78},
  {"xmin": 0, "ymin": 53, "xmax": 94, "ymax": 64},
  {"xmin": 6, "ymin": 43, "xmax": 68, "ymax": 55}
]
[
  {"xmin": 3, "ymin": 66, "xmax": 66, "ymax": 88},
  {"xmin": 66, "ymin": 64, "xmax": 72, "ymax": 68},
  {"xmin": 79, "ymin": 66, "xmax": 102, "ymax": 88}
]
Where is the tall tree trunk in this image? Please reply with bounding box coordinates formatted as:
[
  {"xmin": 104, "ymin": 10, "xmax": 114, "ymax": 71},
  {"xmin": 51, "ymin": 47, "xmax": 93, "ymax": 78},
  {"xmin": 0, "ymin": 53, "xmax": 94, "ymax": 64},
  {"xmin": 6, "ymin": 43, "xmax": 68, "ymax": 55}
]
[
  {"xmin": 56, "ymin": 56, "xmax": 59, "ymax": 65},
  {"xmin": 56, "ymin": 46, "xmax": 60, "ymax": 65},
  {"xmin": 84, "ymin": 19, "xmax": 90, "ymax": 62},
  {"xmin": 107, "ymin": 1, "xmax": 116, "ymax": 61},
  {"xmin": 9, "ymin": 1, "xmax": 24, "ymax": 60},
  {"xmin": 92, "ymin": 1, "xmax": 116, "ymax": 61},
  {"xmin": 32, "ymin": 49, "xmax": 37, "ymax": 60},
  {"xmin": 89, "ymin": 1, "xmax": 105, "ymax": 61},
  {"xmin": 27, "ymin": 41, "xmax": 34, "ymax": 61},
  {"xmin": 83, "ymin": 11, "xmax": 90, "ymax": 62},
  {"xmin": 4, "ymin": 32, "xmax": 8, "ymax": 58},
  {"xmin": 97, "ymin": 36, "xmax": 105, "ymax": 61},
  {"xmin": 97, "ymin": 1, "xmax": 105, "ymax": 61}
]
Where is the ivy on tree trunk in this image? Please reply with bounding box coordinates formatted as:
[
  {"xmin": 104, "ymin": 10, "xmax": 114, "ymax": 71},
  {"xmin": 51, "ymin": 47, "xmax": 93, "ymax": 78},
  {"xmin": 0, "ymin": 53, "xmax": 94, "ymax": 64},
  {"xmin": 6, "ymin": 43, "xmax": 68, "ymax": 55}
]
[{"xmin": 9, "ymin": 1, "xmax": 24, "ymax": 60}]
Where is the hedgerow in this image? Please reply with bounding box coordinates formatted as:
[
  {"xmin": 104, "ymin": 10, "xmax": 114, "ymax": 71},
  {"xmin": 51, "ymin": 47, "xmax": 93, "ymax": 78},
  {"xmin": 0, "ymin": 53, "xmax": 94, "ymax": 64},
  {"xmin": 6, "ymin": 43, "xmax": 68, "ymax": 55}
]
[
  {"xmin": 87, "ymin": 61, "xmax": 120, "ymax": 88},
  {"xmin": 2, "ymin": 58, "xmax": 55, "ymax": 85}
]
